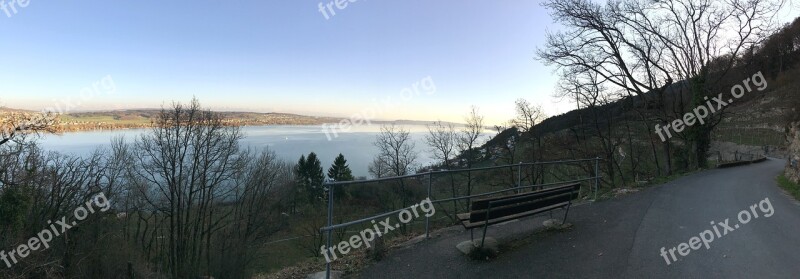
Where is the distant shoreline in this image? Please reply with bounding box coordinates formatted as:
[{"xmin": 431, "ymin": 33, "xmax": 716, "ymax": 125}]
[
  {"xmin": 3, "ymin": 108, "xmax": 468, "ymax": 133},
  {"xmin": 52, "ymin": 121, "xmax": 325, "ymax": 133},
  {"xmin": 50, "ymin": 121, "xmax": 461, "ymax": 134}
]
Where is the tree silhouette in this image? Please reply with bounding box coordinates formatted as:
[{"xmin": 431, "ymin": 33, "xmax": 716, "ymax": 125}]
[
  {"xmin": 327, "ymin": 153, "xmax": 354, "ymax": 182},
  {"xmin": 295, "ymin": 152, "xmax": 325, "ymax": 204}
]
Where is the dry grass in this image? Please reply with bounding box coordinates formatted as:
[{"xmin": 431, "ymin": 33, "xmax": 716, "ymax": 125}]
[{"xmin": 253, "ymin": 233, "xmax": 422, "ymax": 279}]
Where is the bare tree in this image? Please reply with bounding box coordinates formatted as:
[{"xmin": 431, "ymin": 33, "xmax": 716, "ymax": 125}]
[
  {"xmin": 374, "ymin": 124, "xmax": 418, "ymax": 177},
  {"xmin": 372, "ymin": 124, "xmax": 418, "ymax": 232},
  {"xmin": 457, "ymin": 106, "xmax": 485, "ymax": 210},
  {"xmin": 218, "ymin": 149, "xmax": 290, "ymax": 277},
  {"xmin": 129, "ymin": 98, "xmax": 244, "ymax": 278},
  {"xmin": 425, "ymin": 121, "xmax": 458, "ymax": 167},
  {"xmin": 458, "ymin": 106, "xmax": 485, "ymax": 167},
  {"xmin": 368, "ymin": 156, "xmax": 391, "ymax": 179},
  {"xmin": 489, "ymin": 123, "xmax": 523, "ymax": 191},
  {"xmin": 539, "ymin": 0, "xmax": 785, "ymax": 172},
  {"xmin": 511, "ymin": 99, "xmax": 548, "ymax": 184},
  {"xmin": 512, "ymin": 99, "xmax": 546, "ymax": 134},
  {"xmin": 558, "ymin": 70, "xmax": 628, "ymax": 187},
  {"xmin": 425, "ymin": 121, "xmax": 460, "ymax": 218},
  {"xmin": 0, "ymin": 135, "xmax": 121, "ymax": 278},
  {"xmin": 0, "ymin": 110, "xmax": 57, "ymax": 146}
]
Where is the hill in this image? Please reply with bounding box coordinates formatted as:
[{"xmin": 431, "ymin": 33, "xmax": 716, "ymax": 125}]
[
  {"xmin": 467, "ymin": 17, "xmax": 800, "ymax": 186},
  {"xmin": 36, "ymin": 110, "xmax": 345, "ymax": 132}
]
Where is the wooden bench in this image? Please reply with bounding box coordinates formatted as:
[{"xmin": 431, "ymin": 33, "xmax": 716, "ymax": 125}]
[{"xmin": 457, "ymin": 183, "xmax": 581, "ymax": 247}]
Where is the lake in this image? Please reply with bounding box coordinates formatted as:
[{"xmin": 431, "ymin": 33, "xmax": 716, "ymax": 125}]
[{"xmin": 36, "ymin": 124, "xmax": 491, "ymax": 177}]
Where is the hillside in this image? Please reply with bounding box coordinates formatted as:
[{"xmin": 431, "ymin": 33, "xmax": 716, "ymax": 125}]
[
  {"xmin": 38, "ymin": 110, "xmax": 345, "ymax": 132},
  {"xmin": 467, "ymin": 17, "xmax": 800, "ymax": 187}
]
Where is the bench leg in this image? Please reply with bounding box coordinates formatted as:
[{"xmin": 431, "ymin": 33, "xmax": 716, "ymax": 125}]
[
  {"xmin": 481, "ymin": 222, "xmax": 489, "ymax": 248},
  {"xmin": 562, "ymin": 204, "xmax": 571, "ymax": 224},
  {"xmin": 481, "ymin": 203, "xmax": 493, "ymax": 248},
  {"xmin": 563, "ymin": 190, "xmax": 576, "ymax": 224}
]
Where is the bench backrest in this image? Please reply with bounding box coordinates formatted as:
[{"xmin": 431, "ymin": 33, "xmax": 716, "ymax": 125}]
[{"xmin": 468, "ymin": 183, "xmax": 580, "ymax": 222}]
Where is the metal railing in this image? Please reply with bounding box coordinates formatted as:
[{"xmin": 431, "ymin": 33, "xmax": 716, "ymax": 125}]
[{"xmin": 320, "ymin": 157, "xmax": 602, "ymax": 279}]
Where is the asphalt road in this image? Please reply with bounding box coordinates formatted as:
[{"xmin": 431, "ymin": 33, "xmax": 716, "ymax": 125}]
[{"xmin": 356, "ymin": 158, "xmax": 800, "ymax": 278}]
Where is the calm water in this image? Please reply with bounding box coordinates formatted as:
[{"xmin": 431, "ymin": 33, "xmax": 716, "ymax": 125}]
[{"xmin": 36, "ymin": 125, "xmax": 489, "ymax": 177}]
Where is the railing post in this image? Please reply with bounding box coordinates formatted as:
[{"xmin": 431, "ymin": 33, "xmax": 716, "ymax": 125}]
[
  {"xmin": 517, "ymin": 162, "xmax": 522, "ymax": 189},
  {"xmin": 593, "ymin": 157, "xmax": 600, "ymax": 200},
  {"xmin": 325, "ymin": 182, "xmax": 334, "ymax": 279},
  {"xmin": 426, "ymin": 171, "xmax": 432, "ymax": 239}
]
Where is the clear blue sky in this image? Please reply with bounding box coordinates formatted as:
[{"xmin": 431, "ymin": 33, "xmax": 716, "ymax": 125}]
[{"xmin": 0, "ymin": 1, "xmax": 796, "ymax": 125}]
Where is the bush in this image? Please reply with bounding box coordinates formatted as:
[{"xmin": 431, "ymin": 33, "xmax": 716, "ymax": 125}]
[{"xmin": 777, "ymin": 174, "xmax": 800, "ymax": 200}]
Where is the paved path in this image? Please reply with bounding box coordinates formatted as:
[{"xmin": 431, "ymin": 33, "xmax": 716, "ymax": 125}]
[{"xmin": 356, "ymin": 158, "xmax": 800, "ymax": 278}]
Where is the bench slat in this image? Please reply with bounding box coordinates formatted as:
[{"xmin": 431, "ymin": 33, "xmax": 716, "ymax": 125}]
[
  {"xmin": 476, "ymin": 187, "xmax": 574, "ymax": 211},
  {"xmin": 470, "ymin": 183, "xmax": 580, "ymax": 211},
  {"xmin": 456, "ymin": 188, "xmax": 580, "ymax": 221},
  {"xmin": 468, "ymin": 191, "xmax": 577, "ymax": 222},
  {"xmin": 461, "ymin": 202, "xmax": 569, "ymax": 229}
]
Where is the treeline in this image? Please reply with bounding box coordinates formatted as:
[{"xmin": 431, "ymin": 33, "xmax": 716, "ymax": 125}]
[
  {"xmin": 0, "ymin": 100, "xmax": 364, "ymax": 278},
  {"xmin": 742, "ymin": 17, "xmax": 800, "ymax": 80},
  {"xmin": 0, "ymin": 100, "xmax": 298, "ymax": 278},
  {"xmin": 0, "ymin": 97, "xmax": 557, "ymax": 277},
  {"xmin": 0, "ymin": 99, "xmax": 412, "ymax": 278}
]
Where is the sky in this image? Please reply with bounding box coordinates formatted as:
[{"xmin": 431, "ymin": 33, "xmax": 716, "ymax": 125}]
[{"xmin": 0, "ymin": 1, "xmax": 797, "ymax": 126}]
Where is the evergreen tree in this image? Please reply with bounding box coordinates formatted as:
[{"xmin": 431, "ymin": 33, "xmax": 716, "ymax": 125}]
[
  {"xmin": 327, "ymin": 153, "xmax": 354, "ymax": 182},
  {"xmin": 305, "ymin": 152, "xmax": 325, "ymax": 200},
  {"xmin": 295, "ymin": 152, "xmax": 324, "ymax": 204},
  {"xmin": 293, "ymin": 155, "xmax": 307, "ymax": 211}
]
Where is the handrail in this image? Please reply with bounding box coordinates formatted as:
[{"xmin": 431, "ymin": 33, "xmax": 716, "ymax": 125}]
[
  {"xmin": 321, "ymin": 157, "xmax": 602, "ymax": 279},
  {"xmin": 319, "ymin": 176, "xmax": 600, "ymax": 232},
  {"xmin": 323, "ymin": 158, "xmax": 603, "ymax": 186}
]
